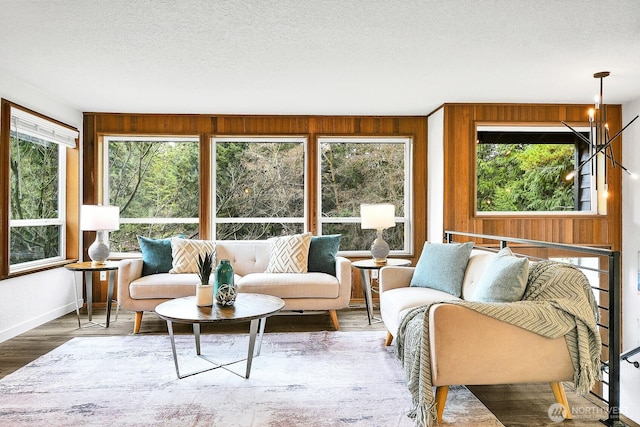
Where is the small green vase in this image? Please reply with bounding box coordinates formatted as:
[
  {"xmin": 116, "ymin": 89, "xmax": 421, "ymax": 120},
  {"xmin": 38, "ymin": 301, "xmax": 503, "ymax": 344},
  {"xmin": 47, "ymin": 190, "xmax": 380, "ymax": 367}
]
[{"xmin": 214, "ymin": 259, "xmax": 236, "ymax": 306}]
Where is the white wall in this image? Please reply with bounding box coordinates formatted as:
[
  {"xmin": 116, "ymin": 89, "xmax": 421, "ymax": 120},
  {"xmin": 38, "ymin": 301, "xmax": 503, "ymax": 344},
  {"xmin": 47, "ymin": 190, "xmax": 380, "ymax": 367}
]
[
  {"xmin": 427, "ymin": 108, "xmax": 444, "ymax": 243},
  {"xmin": 0, "ymin": 69, "xmax": 84, "ymax": 343},
  {"xmin": 621, "ymin": 96, "xmax": 640, "ymax": 424}
]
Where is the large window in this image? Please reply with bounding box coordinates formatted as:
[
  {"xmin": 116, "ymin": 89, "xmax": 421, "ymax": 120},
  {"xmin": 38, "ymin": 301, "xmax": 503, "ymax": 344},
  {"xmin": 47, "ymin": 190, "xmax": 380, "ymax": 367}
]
[
  {"xmin": 6, "ymin": 103, "xmax": 78, "ymax": 272},
  {"xmin": 104, "ymin": 136, "xmax": 200, "ymax": 252},
  {"xmin": 318, "ymin": 137, "xmax": 412, "ymax": 255},
  {"xmin": 211, "ymin": 137, "xmax": 307, "ymax": 239},
  {"xmin": 476, "ymin": 126, "xmax": 593, "ymax": 214}
]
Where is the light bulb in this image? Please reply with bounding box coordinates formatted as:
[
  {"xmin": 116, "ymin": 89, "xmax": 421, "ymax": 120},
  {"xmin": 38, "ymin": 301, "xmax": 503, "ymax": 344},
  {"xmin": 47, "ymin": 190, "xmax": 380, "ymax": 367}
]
[{"xmin": 565, "ymin": 170, "xmax": 576, "ymax": 181}]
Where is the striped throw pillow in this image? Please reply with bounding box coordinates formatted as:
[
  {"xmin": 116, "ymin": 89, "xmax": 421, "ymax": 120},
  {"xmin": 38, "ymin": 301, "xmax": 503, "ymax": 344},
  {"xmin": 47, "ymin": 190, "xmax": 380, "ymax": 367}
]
[
  {"xmin": 265, "ymin": 232, "xmax": 312, "ymax": 273},
  {"xmin": 169, "ymin": 238, "xmax": 216, "ymax": 274}
]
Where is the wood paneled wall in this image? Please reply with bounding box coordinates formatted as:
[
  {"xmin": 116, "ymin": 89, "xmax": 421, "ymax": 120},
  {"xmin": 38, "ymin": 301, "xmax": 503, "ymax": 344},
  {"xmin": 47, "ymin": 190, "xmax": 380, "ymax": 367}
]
[
  {"xmin": 83, "ymin": 106, "xmax": 623, "ymax": 306},
  {"xmin": 440, "ymin": 103, "xmax": 622, "ymax": 251},
  {"xmin": 83, "ymin": 113, "xmax": 428, "ymax": 302}
]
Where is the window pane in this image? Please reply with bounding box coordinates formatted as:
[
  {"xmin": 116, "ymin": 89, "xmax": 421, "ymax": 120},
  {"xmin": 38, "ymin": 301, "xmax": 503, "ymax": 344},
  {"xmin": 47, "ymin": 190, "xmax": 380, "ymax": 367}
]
[
  {"xmin": 216, "ymin": 222, "xmax": 304, "ymax": 240},
  {"xmin": 476, "ymin": 128, "xmax": 591, "ymax": 213},
  {"xmin": 322, "ymin": 222, "xmax": 405, "ymax": 252},
  {"xmin": 9, "ymin": 134, "xmax": 59, "ymax": 220},
  {"xmin": 320, "ymin": 142, "xmax": 405, "ymax": 218},
  {"xmin": 9, "ymin": 131, "xmax": 62, "ymax": 264},
  {"xmin": 216, "ymin": 142, "xmax": 304, "ymax": 218},
  {"xmin": 107, "ymin": 138, "xmax": 199, "ymax": 251},
  {"xmin": 213, "ymin": 139, "xmax": 306, "ymax": 240},
  {"xmin": 319, "ymin": 138, "xmax": 410, "ymax": 254},
  {"xmin": 112, "ymin": 223, "xmax": 200, "ymax": 252},
  {"xmin": 10, "ymin": 225, "xmax": 61, "ymax": 264}
]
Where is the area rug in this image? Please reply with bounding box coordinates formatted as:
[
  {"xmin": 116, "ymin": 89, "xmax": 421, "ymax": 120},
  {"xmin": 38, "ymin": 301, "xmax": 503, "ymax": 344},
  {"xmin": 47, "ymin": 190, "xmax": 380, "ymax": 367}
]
[{"xmin": 0, "ymin": 331, "xmax": 503, "ymax": 426}]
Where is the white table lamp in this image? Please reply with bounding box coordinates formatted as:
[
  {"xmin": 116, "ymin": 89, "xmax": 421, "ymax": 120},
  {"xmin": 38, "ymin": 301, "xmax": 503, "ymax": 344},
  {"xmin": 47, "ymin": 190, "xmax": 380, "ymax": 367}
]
[
  {"xmin": 80, "ymin": 205, "xmax": 120, "ymax": 265},
  {"xmin": 360, "ymin": 203, "xmax": 395, "ymax": 264}
]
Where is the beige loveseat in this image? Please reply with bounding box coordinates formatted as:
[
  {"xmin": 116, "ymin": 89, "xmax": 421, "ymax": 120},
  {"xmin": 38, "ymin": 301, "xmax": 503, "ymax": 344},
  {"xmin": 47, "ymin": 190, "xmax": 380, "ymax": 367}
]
[
  {"xmin": 117, "ymin": 240, "xmax": 351, "ymax": 333},
  {"xmin": 379, "ymin": 248, "xmax": 584, "ymax": 423}
]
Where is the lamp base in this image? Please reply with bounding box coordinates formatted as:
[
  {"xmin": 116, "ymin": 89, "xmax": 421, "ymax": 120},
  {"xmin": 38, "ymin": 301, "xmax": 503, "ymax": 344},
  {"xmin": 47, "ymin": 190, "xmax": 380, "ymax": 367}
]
[
  {"xmin": 370, "ymin": 229, "xmax": 390, "ymax": 264},
  {"xmin": 88, "ymin": 231, "xmax": 110, "ymax": 265}
]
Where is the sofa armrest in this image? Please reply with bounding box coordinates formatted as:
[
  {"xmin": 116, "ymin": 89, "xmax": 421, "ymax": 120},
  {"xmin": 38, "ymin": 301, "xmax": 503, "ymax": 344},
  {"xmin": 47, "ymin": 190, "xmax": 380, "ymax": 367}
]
[
  {"xmin": 379, "ymin": 266, "xmax": 415, "ymax": 293},
  {"xmin": 429, "ymin": 303, "xmax": 573, "ymax": 386},
  {"xmin": 117, "ymin": 258, "xmax": 144, "ymax": 310},
  {"xmin": 334, "ymin": 256, "xmax": 352, "ymax": 306}
]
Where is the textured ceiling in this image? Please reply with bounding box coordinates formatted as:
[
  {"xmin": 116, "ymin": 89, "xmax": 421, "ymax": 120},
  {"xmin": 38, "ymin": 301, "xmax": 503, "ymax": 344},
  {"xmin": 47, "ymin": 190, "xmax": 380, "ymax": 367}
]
[{"xmin": 1, "ymin": 0, "xmax": 639, "ymax": 115}]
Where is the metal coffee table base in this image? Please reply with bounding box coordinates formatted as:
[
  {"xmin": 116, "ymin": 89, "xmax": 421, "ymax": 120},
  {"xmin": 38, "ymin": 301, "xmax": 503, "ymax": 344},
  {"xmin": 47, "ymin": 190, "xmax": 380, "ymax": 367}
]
[{"xmin": 166, "ymin": 317, "xmax": 266, "ymax": 379}]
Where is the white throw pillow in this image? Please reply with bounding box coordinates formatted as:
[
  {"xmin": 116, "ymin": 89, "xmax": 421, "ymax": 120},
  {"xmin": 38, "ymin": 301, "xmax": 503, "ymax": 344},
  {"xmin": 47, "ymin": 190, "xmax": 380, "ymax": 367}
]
[
  {"xmin": 169, "ymin": 238, "xmax": 216, "ymax": 274},
  {"xmin": 265, "ymin": 232, "xmax": 312, "ymax": 273},
  {"xmin": 470, "ymin": 246, "xmax": 529, "ymax": 302}
]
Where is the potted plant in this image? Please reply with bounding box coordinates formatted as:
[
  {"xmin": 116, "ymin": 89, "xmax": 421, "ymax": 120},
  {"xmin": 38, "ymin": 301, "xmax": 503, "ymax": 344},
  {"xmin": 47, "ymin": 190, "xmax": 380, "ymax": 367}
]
[{"xmin": 195, "ymin": 252, "xmax": 214, "ymax": 307}]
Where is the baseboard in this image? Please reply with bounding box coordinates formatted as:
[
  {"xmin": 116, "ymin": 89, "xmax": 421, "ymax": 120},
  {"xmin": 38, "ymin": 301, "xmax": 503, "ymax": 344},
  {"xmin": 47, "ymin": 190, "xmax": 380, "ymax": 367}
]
[{"xmin": 0, "ymin": 301, "xmax": 79, "ymax": 343}]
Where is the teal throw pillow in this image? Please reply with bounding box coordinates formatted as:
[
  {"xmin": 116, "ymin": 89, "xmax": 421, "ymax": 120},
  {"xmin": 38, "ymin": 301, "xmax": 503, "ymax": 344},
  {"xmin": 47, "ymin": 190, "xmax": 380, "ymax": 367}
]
[
  {"xmin": 409, "ymin": 242, "xmax": 474, "ymax": 297},
  {"xmin": 307, "ymin": 234, "xmax": 341, "ymax": 276},
  {"xmin": 138, "ymin": 235, "xmax": 184, "ymax": 276},
  {"xmin": 470, "ymin": 247, "xmax": 529, "ymax": 303}
]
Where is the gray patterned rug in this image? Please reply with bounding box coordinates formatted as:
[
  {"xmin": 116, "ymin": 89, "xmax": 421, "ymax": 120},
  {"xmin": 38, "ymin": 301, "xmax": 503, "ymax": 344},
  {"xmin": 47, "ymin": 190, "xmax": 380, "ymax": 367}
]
[{"xmin": 0, "ymin": 331, "xmax": 502, "ymax": 426}]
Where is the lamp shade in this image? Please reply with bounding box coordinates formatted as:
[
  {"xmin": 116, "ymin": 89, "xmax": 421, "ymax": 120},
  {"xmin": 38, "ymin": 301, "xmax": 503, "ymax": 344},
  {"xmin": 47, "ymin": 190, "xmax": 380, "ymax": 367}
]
[
  {"xmin": 360, "ymin": 203, "xmax": 395, "ymax": 229},
  {"xmin": 80, "ymin": 205, "xmax": 120, "ymax": 231}
]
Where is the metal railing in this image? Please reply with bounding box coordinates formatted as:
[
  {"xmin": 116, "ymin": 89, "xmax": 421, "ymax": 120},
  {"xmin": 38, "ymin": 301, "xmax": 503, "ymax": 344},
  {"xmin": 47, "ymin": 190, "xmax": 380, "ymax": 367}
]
[{"xmin": 444, "ymin": 231, "xmax": 623, "ymax": 427}]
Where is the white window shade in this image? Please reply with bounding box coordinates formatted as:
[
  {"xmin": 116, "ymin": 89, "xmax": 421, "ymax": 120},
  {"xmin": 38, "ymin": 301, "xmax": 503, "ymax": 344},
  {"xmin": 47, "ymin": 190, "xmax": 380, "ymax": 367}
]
[{"xmin": 11, "ymin": 106, "xmax": 78, "ymax": 148}]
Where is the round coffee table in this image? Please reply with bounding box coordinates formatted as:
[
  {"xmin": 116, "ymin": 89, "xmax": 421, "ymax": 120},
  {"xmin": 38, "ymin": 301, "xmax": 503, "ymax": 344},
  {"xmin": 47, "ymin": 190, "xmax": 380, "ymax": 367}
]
[{"xmin": 155, "ymin": 293, "xmax": 285, "ymax": 379}]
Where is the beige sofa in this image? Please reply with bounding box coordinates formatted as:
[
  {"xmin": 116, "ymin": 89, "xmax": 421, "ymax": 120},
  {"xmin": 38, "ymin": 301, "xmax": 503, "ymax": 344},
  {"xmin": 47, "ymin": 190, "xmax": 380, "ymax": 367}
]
[
  {"xmin": 379, "ymin": 249, "xmax": 576, "ymax": 422},
  {"xmin": 117, "ymin": 240, "xmax": 351, "ymax": 333}
]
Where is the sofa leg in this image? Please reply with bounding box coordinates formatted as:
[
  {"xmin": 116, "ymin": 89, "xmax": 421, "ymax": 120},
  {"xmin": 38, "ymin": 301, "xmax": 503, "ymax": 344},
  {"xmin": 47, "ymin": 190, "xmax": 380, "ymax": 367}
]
[
  {"xmin": 133, "ymin": 311, "xmax": 143, "ymax": 334},
  {"xmin": 550, "ymin": 382, "xmax": 572, "ymax": 419},
  {"xmin": 435, "ymin": 386, "xmax": 449, "ymax": 423},
  {"xmin": 329, "ymin": 310, "xmax": 339, "ymax": 330},
  {"xmin": 384, "ymin": 331, "xmax": 394, "ymax": 346}
]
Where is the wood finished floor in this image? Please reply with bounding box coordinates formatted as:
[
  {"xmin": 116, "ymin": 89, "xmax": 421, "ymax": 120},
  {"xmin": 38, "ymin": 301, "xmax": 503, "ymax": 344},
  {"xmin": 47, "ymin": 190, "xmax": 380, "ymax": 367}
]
[{"xmin": 1, "ymin": 305, "xmax": 637, "ymax": 427}]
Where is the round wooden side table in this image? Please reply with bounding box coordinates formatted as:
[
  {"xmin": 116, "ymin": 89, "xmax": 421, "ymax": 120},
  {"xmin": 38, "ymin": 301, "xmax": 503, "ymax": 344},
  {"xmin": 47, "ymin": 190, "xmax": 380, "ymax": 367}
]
[{"xmin": 65, "ymin": 261, "xmax": 119, "ymax": 328}]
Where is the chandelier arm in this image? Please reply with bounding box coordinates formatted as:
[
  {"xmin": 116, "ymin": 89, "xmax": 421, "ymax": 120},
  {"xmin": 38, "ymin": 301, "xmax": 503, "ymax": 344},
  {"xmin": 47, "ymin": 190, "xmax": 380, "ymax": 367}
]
[
  {"xmin": 575, "ymin": 140, "xmax": 612, "ymax": 172},
  {"xmin": 561, "ymin": 121, "xmax": 592, "ymax": 145},
  {"xmin": 605, "ymin": 145, "xmax": 617, "ymax": 168},
  {"xmin": 604, "ymin": 115, "xmax": 640, "ymax": 146}
]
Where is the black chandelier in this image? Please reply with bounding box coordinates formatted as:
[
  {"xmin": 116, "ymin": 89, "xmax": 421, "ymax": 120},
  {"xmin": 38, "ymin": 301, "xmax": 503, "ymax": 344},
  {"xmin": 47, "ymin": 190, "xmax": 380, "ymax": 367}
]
[{"xmin": 562, "ymin": 71, "xmax": 639, "ymax": 188}]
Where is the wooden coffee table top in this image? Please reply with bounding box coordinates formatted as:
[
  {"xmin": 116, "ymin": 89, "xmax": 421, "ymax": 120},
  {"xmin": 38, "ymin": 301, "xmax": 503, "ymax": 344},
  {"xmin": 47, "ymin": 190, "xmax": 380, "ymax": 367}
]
[{"xmin": 155, "ymin": 293, "xmax": 285, "ymax": 324}]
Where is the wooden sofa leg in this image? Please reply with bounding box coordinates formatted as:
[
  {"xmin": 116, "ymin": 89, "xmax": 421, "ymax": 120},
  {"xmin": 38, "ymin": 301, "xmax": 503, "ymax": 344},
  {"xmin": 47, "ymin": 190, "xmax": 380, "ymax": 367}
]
[
  {"xmin": 329, "ymin": 310, "xmax": 339, "ymax": 330},
  {"xmin": 435, "ymin": 386, "xmax": 449, "ymax": 423},
  {"xmin": 384, "ymin": 331, "xmax": 394, "ymax": 346},
  {"xmin": 550, "ymin": 382, "xmax": 572, "ymax": 419},
  {"xmin": 133, "ymin": 311, "xmax": 143, "ymax": 334}
]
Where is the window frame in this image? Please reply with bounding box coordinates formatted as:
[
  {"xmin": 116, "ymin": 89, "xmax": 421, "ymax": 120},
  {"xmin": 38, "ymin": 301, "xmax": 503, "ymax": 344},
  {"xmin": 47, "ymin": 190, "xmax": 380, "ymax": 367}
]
[
  {"xmin": 316, "ymin": 136, "xmax": 413, "ymax": 257},
  {"xmin": 210, "ymin": 136, "xmax": 309, "ymax": 239},
  {"xmin": 474, "ymin": 123, "xmax": 599, "ymax": 217},
  {"xmin": 1, "ymin": 99, "xmax": 79, "ymax": 277}
]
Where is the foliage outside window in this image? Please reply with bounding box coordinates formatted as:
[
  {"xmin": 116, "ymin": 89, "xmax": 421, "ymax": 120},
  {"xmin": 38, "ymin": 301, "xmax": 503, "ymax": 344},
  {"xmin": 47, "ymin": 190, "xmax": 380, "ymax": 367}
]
[
  {"xmin": 212, "ymin": 137, "xmax": 306, "ymax": 240},
  {"xmin": 476, "ymin": 127, "xmax": 592, "ymax": 213},
  {"xmin": 318, "ymin": 137, "xmax": 412, "ymax": 254},
  {"xmin": 8, "ymin": 105, "xmax": 78, "ymax": 271},
  {"xmin": 105, "ymin": 137, "xmax": 200, "ymax": 252}
]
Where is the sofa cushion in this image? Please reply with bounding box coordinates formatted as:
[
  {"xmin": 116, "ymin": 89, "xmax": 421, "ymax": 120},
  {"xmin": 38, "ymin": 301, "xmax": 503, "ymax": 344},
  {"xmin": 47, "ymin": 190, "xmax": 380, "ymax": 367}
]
[
  {"xmin": 265, "ymin": 232, "xmax": 312, "ymax": 273},
  {"xmin": 470, "ymin": 247, "xmax": 529, "ymax": 303},
  {"xmin": 308, "ymin": 234, "xmax": 341, "ymax": 276},
  {"xmin": 380, "ymin": 286, "xmax": 461, "ymax": 335},
  {"xmin": 409, "ymin": 242, "xmax": 474, "ymax": 297},
  {"xmin": 129, "ymin": 273, "xmax": 200, "ymax": 299},
  {"xmin": 137, "ymin": 235, "xmax": 181, "ymax": 276},
  {"xmin": 169, "ymin": 238, "xmax": 216, "ymax": 274},
  {"xmin": 237, "ymin": 272, "xmax": 339, "ymax": 299}
]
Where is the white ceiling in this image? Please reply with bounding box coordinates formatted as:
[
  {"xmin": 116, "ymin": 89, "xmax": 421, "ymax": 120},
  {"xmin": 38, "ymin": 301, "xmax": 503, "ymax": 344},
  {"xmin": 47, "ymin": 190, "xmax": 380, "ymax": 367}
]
[{"xmin": 1, "ymin": 0, "xmax": 640, "ymax": 115}]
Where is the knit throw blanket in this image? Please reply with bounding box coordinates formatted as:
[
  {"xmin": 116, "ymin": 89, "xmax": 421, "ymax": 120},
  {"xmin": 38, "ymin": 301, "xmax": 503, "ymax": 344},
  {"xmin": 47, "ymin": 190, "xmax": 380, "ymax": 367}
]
[{"xmin": 396, "ymin": 260, "xmax": 602, "ymax": 427}]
